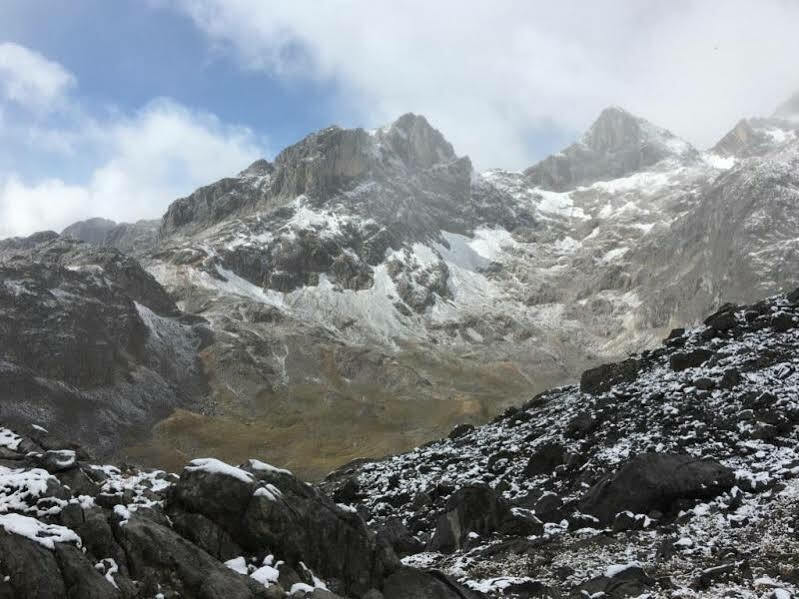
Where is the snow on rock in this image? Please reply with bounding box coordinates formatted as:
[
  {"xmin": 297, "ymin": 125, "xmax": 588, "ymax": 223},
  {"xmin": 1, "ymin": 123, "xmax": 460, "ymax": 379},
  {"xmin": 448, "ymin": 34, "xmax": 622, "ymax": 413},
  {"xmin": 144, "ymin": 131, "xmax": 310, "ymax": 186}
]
[
  {"xmin": 0, "ymin": 428, "xmax": 22, "ymax": 451},
  {"xmin": 253, "ymin": 484, "xmax": 283, "ymax": 501},
  {"xmin": 324, "ymin": 289, "xmax": 799, "ymax": 598},
  {"xmin": 247, "ymin": 458, "xmax": 292, "ymax": 476},
  {"xmin": 250, "ymin": 564, "xmax": 280, "ymax": 586},
  {"xmin": 0, "ymin": 513, "xmax": 81, "ymax": 549},
  {"xmin": 184, "ymin": 457, "xmax": 254, "ymax": 483},
  {"xmin": 0, "ymin": 467, "xmax": 60, "ymax": 516},
  {"xmin": 224, "ymin": 556, "xmax": 248, "ymax": 575}
]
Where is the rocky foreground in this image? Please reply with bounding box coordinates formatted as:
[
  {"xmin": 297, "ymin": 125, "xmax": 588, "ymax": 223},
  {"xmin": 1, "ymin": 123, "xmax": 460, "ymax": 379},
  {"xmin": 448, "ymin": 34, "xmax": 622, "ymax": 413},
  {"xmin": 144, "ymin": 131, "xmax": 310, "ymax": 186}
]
[
  {"xmin": 323, "ymin": 290, "xmax": 799, "ymax": 598},
  {"xmin": 3, "ymin": 289, "xmax": 799, "ymax": 598}
]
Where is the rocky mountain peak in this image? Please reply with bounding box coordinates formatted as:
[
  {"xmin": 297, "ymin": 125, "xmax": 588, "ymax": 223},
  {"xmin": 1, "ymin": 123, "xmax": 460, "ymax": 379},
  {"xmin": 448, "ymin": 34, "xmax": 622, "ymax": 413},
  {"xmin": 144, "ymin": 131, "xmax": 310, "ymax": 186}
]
[
  {"xmin": 580, "ymin": 105, "xmax": 641, "ymax": 153},
  {"xmin": 270, "ymin": 124, "xmax": 375, "ymax": 200},
  {"xmin": 524, "ymin": 106, "xmax": 697, "ymax": 191},
  {"xmin": 158, "ymin": 114, "xmax": 465, "ymax": 237},
  {"xmin": 376, "ymin": 112, "xmax": 457, "ymax": 169},
  {"xmin": 61, "ymin": 217, "xmax": 117, "ymax": 245},
  {"xmin": 237, "ymin": 158, "xmax": 273, "ymax": 178}
]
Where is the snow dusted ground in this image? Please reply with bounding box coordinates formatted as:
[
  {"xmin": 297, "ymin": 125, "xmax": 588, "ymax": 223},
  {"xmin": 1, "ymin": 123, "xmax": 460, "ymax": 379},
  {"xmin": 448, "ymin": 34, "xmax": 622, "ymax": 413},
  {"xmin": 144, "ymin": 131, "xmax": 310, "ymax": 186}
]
[
  {"xmin": 0, "ymin": 431, "xmax": 342, "ymax": 597},
  {"xmin": 324, "ymin": 290, "xmax": 799, "ymax": 598}
]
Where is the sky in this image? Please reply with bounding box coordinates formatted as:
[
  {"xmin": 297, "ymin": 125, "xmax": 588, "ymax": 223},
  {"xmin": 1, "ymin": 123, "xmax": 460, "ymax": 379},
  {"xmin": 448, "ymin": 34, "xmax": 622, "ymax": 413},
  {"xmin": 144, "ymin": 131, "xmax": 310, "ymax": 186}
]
[{"xmin": 1, "ymin": 0, "xmax": 799, "ymax": 238}]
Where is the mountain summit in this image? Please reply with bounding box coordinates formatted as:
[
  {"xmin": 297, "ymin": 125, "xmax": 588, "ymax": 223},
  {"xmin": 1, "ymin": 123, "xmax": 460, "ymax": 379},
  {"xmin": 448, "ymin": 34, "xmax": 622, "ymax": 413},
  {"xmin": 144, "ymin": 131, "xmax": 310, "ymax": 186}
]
[{"xmin": 524, "ymin": 106, "xmax": 698, "ymax": 190}]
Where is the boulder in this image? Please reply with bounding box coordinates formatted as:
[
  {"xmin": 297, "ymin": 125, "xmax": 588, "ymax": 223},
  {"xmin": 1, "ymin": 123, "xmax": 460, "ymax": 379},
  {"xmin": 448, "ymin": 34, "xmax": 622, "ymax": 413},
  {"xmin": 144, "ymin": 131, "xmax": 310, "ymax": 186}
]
[
  {"xmin": 580, "ymin": 359, "xmax": 639, "ymax": 395},
  {"xmin": 376, "ymin": 517, "xmax": 424, "ymax": 557},
  {"xmin": 669, "ymin": 348, "xmax": 714, "ymax": 371},
  {"xmin": 704, "ymin": 303, "xmax": 737, "ymax": 331},
  {"xmin": 579, "ymin": 453, "xmax": 734, "ymax": 523},
  {"xmin": 428, "ymin": 485, "xmax": 540, "ymax": 553},
  {"xmin": 524, "ymin": 442, "xmax": 567, "ymax": 476},
  {"xmin": 0, "ymin": 530, "xmax": 68, "ymax": 599},
  {"xmin": 573, "ymin": 564, "xmax": 655, "ymax": 598},
  {"xmin": 448, "ymin": 423, "xmax": 474, "ymax": 439}
]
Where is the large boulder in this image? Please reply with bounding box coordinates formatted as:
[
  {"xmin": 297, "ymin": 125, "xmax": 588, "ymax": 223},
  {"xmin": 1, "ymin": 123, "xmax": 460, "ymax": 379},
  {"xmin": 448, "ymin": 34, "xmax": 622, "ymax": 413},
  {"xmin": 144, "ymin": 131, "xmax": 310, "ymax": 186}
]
[
  {"xmin": 429, "ymin": 485, "xmax": 540, "ymax": 553},
  {"xmin": 669, "ymin": 348, "xmax": 714, "ymax": 371},
  {"xmin": 580, "ymin": 359, "xmax": 639, "ymax": 395},
  {"xmin": 579, "ymin": 453, "xmax": 735, "ymax": 523}
]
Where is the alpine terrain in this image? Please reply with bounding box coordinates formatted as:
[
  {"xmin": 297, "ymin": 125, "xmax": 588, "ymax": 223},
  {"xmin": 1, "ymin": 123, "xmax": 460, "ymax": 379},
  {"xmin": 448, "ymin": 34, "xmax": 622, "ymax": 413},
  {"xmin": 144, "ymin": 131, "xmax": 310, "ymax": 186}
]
[{"xmin": 1, "ymin": 91, "xmax": 799, "ymax": 597}]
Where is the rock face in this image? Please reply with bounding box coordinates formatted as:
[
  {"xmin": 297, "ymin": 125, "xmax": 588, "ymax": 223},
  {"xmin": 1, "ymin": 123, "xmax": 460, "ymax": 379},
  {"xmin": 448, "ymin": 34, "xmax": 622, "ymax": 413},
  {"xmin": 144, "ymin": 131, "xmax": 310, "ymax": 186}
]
[
  {"xmin": 63, "ymin": 218, "xmax": 160, "ymax": 256},
  {"xmin": 0, "ymin": 234, "xmax": 209, "ymax": 457},
  {"xmin": 326, "ymin": 288, "xmax": 799, "ymax": 598}
]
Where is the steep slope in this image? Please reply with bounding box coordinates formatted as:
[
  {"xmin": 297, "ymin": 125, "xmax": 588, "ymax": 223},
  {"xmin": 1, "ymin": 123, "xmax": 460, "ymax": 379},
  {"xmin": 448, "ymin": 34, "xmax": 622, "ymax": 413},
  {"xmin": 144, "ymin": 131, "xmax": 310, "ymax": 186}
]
[
  {"xmin": 324, "ymin": 290, "xmax": 799, "ymax": 598},
  {"xmin": 0, "ymin": 233, "xmax": 210, "ymax": 457}
]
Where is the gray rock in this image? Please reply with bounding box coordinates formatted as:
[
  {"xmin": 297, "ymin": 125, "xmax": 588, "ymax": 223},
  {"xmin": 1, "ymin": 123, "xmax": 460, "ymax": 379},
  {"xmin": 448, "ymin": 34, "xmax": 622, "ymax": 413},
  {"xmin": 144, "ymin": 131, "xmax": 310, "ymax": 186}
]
[{"xmin": 579, "ymin": 453, "xmax": 735, "ymax": 524}]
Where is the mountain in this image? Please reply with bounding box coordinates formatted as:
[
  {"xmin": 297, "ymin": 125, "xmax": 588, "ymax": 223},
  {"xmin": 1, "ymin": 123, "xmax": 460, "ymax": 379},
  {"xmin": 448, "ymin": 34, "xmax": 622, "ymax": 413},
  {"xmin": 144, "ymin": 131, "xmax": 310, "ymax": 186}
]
[
  {"xmin": 1, "ymin": 287, "xmax": 797, "ymax": 597},
  {"xmin": 38, "ymin": 95, "xmax": 799, "ymax": 477}
]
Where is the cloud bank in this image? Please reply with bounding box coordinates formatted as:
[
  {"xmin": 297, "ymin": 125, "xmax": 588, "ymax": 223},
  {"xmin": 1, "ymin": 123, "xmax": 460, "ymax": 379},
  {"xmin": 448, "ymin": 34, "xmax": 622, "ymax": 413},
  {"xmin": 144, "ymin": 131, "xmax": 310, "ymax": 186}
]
[
  {"xmin": 172, "ymin": 0, "xmax": 799, "ymax": 169},
  {"xmin": 0, "ymin": 48, "xmax": 263, "ymax": 238}
]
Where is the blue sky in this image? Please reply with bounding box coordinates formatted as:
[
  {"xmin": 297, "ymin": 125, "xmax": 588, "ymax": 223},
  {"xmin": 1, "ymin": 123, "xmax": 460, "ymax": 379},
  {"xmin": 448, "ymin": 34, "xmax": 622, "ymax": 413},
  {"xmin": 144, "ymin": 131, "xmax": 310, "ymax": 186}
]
[{"xmin": 1, "ymin": 0, "xmax": 798, "ymax": 237}]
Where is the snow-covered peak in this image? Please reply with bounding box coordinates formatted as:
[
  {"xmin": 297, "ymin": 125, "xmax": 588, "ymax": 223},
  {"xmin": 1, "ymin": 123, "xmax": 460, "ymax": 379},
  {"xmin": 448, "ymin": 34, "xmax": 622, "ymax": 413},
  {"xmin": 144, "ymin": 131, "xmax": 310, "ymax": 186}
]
[
  {"xmin": 580, "ymin": 106, "xmax": 695, "ymax": 159},
  {"xmin": 524, "ymin": 106, "xmax": 698, "ymax": 191},
  {"xmin": 375, "ymin": 112, "xmax": 457, "ymax": 169}
]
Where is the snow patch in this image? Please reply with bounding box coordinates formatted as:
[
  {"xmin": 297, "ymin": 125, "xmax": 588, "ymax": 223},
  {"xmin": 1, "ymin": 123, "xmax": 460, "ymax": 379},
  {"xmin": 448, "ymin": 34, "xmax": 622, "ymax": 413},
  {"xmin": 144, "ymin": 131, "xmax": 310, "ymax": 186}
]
[
  {"xmin": 0, "ymin": 513, "xmax": 81, "ymax": 549},
  {"xmin": 185, "ymin": 458, "xmax": 254, "ymax": 484}
]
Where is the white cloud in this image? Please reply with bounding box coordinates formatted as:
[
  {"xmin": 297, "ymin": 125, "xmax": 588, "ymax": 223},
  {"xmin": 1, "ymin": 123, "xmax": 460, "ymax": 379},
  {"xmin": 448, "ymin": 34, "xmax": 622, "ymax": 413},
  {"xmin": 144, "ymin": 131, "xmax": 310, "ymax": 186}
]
[
  {"xmin": 171, "ymin": 0, "xmax": 799, "ymax": 169},
  {"xmin": 0, "ymin": 42, "xmax": 75, "ymax": 110},
  {"xmin": 0, "ymin": 98, "xmax": 264, "ymax": 237},
  {"xmin": 0, "ymin": 177, "xmax": 89, "ymax": 239}
]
